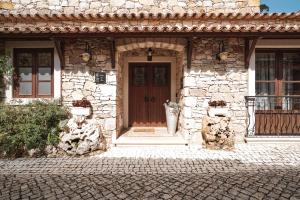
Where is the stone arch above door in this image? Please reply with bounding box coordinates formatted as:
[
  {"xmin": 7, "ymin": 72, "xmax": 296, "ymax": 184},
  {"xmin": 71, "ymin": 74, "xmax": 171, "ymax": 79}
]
[{"xmin": 115, "ymin": 38, "xmax": 186, "ymax": 53}]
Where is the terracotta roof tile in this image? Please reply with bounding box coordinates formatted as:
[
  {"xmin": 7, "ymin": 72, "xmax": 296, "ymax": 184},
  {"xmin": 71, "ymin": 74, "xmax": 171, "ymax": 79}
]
[
  {"xmin": 0, "ymin": 25, "xmax": 299, "ymax": 34},
  {"xmin": 0, "ymin": 12, "xmax": 300, "ymax": 21},
  {"xmin": 0, "ymin": 12, "xmax": 299, "ymax": 34}
]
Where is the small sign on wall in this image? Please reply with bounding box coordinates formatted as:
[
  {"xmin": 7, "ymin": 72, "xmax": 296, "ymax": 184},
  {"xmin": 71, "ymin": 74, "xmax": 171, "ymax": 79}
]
[{"xmin": 95, "ymin": 72, "xmax": 106, "ymax": 84}]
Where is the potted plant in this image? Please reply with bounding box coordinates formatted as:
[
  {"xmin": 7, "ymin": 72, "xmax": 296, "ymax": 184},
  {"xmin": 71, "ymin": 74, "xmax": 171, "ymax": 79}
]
[
  {"xmin": 71, "ymin": 98, "xmax": 92, "ymax": 117},
  {"xmin": 208, "ymin": 100, "xmax": 228, "ymax": 117},
  {"xmin": 164, "ymin": 100, "xmax": 180, "ymax": 135}
]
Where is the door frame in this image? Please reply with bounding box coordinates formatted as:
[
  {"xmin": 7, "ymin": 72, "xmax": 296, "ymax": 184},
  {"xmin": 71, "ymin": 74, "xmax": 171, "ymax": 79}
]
[{"xmin": 123, "ymin": 56, "xmax": 177, "ymax": 128}]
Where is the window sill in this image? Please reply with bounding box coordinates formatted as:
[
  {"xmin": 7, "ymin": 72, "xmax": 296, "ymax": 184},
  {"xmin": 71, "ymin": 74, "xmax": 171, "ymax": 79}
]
[{"xmin": 5, "ymin": 97, "xmax": 61, "ymax": 105}]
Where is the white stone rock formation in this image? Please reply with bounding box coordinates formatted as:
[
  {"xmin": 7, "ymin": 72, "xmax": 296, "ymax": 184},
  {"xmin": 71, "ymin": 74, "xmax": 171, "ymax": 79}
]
[{"xmin": 59, "ymin": 116, "xmax": 102, "ymax": 155}]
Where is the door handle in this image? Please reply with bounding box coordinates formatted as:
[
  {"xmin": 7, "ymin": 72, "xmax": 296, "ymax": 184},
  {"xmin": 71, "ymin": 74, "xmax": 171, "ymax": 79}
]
[
  {"xmin": 150, "ymin": 97, "xmax": 155, "ymax": 102},
  {"xmin": 144, "ymin": 96, "xmax": 149, "ymax": 102}
]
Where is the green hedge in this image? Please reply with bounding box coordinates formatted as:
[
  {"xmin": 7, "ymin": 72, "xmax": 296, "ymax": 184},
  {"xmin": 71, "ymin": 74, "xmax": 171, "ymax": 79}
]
[{"xmin": 0, "ymin": 101, "xmax": 69, "ymax": 158}]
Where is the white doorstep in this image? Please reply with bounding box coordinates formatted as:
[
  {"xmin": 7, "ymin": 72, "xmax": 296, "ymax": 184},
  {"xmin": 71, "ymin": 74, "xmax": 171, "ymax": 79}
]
[
  {"xmin": 246, "ymin": 136, "xmax": 300, "ymax": 143},
  {"xmin": 114, "ymin": 136, "xmax": 188, "ymax": 147}
]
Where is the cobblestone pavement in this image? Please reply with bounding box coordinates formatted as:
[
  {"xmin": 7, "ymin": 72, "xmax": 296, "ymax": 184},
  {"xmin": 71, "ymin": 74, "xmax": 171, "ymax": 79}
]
[{"xmin": 0, "ymin": 144, "xmax": 300, "ymax": 200}]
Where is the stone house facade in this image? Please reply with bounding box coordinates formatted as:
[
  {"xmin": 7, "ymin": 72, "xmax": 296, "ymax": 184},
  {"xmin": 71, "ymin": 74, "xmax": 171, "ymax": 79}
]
[{"xmin": 0, "ymin": 0, "xmax": 300, "ymax": 151}]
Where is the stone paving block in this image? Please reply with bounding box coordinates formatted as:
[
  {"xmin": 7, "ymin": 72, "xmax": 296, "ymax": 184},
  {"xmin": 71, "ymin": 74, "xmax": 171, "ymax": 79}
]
[{"xmin": 0, "ymin": 144, "xmax": 300, "ymax": 200}]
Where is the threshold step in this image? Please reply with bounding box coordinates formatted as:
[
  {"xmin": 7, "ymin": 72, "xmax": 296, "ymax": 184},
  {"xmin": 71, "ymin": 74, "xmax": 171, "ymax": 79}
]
[
  {"xmin": 246, "ymin": 136, "xmax": 300, "ymax": 143},
  {"xmin": 113, "ymin": 136, "xmax": 188, "ymax": 146}
]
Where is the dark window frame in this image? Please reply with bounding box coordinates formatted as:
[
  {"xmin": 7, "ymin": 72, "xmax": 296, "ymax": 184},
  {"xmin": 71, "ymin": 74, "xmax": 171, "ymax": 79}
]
[
  {"xmin": 13, "ymin": 48, "xmax": 54, "ymax": 98},
  {"xmin": 255, "ymin": 49, "xmax": 300, "ymax": 97}
]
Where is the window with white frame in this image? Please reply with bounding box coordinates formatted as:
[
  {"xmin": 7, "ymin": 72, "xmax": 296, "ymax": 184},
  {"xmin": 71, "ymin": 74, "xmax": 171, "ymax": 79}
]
[
  {"xmin": 13, "ymin": 48, "xmax": 54, "ymax": 98},
  {"xmin": 255, "ymin": 49, "xmax": 300, "ymax": 110}
]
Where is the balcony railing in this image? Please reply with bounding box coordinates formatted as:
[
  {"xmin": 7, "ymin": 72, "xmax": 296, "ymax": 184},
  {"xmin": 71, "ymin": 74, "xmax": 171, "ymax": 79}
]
[{"xmin": 245, "ymin": 96, "xmax": 300, "ymax": 136}]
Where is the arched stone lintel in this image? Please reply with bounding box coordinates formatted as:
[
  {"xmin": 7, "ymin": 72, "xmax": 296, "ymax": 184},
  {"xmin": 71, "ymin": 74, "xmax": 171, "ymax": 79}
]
[{"xmin": 116, "ymin": 42, "xmax": 185, "ymax": 53}]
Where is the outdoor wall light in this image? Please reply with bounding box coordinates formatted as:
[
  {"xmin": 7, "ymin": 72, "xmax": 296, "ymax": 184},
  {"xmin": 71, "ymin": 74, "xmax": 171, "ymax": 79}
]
[
  {"xmin": 81, "ymin": 42, "xmax": 92, "ymax": 62},
  {"xmin": 147, "ymin": 48, "xmax": 153, "ymax": 61},
  {"xmin": 217, "ymin": 41, "xmax": 229, "ymax": 61}
]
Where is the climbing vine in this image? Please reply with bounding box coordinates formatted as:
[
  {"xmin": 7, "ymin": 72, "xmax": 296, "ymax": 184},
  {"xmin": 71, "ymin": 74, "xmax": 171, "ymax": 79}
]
[{"xmin": 0, "ymin": 55, "xmax": 13, "ymax": 96}]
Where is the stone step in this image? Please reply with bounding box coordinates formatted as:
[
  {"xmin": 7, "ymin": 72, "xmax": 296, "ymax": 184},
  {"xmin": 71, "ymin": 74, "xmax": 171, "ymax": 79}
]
[
  {"xmin": 113, "ymin": 136, "xmax": 188, "ymax": 147},
  {"xmin": 246, "ymin": 136, "xmax": 300, "ymax": 143}
]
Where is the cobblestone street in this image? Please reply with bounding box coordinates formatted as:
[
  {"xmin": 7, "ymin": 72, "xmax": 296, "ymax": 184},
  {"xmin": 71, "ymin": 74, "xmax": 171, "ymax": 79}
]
[{"xmin": 0, "ymin": 144, "xmax": 300, "ymax": 200}]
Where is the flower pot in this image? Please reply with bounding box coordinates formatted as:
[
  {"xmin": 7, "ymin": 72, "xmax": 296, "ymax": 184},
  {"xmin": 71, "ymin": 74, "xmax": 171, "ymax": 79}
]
[
  {"xmin": 208, "ymin": 107, "xmax": 228, "ymax": 117},
  {"xmin": 71, "ymin": 107, "xmax": 91, "ymax": 117},
  {"xmin": 164, "ymin": 102, "xmax": 180, "ymax": 135}
]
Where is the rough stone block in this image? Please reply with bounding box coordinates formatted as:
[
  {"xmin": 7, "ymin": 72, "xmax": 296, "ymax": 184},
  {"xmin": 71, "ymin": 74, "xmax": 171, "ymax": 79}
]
[
  {"xmin": 110, "ymin": 0, "xmax": 126, "ymax": 7},
  {"xmin": 105, "ymin": 118, "xmax": 116, "ymax": 131},
  {"xmin": 184, "ymin": 97, "xmax": 197, "ymax": 107}
]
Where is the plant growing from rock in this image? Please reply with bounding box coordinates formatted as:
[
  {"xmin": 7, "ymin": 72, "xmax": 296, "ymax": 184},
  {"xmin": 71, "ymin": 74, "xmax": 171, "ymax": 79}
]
[
  {"xmin": 208, "ymin": 100, "xmax": 227, "ymax": 107},
  {"xmin": 72, "ymin": 98, "xmax": 91, "ymax": 107},
  {"xmin": 164, "ymin": 100, "xmax": 180, "ymax": 114}
]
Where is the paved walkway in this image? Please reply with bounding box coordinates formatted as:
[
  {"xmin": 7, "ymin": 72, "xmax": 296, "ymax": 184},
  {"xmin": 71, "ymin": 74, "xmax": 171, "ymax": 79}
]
[{"xmin": 0, "ymin": 144, "xmax": 300, "ymax": 199}]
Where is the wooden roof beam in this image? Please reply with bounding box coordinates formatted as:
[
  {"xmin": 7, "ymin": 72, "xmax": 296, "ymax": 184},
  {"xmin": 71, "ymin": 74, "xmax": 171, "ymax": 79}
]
[
  {"xmin": 245, "ymin": 37, "xmax": 260, "ymax": 69},
  {"xmin": 53, "ymin": 38, "xmax": 65, "ymax": 68},
  {"xmin": 187, "ymin": 37, "xmax": 193, "ymax": 69},
  {"xmin": 110, "ymin": 38, "xmax": 116, "ymax": 69}
]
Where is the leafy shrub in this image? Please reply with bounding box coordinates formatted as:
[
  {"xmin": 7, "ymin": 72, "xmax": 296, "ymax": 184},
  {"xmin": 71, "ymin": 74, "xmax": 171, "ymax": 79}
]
[{"xmin": 0, "ymin": 101, "xmax": 69, "ymax": 158}]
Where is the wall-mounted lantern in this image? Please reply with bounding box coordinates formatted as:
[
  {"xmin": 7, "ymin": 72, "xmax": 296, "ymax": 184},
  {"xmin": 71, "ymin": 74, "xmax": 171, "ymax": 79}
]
[
  {"xmin": 147, "ymin": 48, "xmax": 153, "ymax": 61},
  {"xmin": 95, "ymin": 71, "xmax": 106, "ymax": 84},
  {"xmin": 81, "ymin": 42, "xmax": 92, "ymax": 62},
  {"xmin": 217, "ymin": 41, "xmax": 229, "ymax": 61}
]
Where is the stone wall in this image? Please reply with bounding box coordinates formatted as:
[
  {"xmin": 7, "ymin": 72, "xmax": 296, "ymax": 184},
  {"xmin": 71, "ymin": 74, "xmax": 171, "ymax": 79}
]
[
  {"xmin": 62, "ymin": 38, "xmax": 116, "ymax": 146},
  {"xmin": 181, "ymin": 38, "xmax": 248, "ymax": 143},
  {"xmin": 61, "ymin": 37, "xmax": 248, "ymax": 145},
  {"xmin": 0, "ymin": 0, "xmax": 260, "ymax": 15}
]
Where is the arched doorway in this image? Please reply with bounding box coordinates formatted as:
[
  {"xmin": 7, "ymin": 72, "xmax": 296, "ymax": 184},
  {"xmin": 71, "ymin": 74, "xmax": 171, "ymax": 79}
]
[{"xmin": 115, "ymin": 39, "xmax": 186, "ymax": 139}]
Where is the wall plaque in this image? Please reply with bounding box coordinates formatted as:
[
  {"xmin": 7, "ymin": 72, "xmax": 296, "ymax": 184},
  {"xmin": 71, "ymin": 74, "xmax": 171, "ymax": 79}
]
[{"xmin": 95, "ymin": 72, "xmax": 106, "ymax": 84}]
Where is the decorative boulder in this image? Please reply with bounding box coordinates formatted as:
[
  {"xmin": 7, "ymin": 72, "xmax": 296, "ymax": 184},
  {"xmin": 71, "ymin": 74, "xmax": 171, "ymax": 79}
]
[
  {"xmin": 201, "ymin": 116, "xmax": 234, "ymax": 150},
  {"xmin": 58, "ymin": 118, "xmax": 102, "ymax": 155}
]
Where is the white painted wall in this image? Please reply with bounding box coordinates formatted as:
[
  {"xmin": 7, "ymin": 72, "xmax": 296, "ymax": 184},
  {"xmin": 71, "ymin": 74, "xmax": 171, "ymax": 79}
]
[{"xmin": 4, "ymin": 41, "xmax": 61, "ymax": 104}]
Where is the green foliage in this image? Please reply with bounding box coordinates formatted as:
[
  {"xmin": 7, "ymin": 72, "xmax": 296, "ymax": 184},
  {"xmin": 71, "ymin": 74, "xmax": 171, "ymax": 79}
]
[
  {"xmin": 0, "ymin": 101, "xmax": 69, "ymax": 158},
  {"xmin": 0, "ymin": 55, "xmax": 13, "ymax": 80},
  {"xmin": 0, "ymin": 55, "xmax": 13, "ymax": 97},
  {"xmin": 260, "ymin": 4, "xmax": 270, "ymax": 13}
]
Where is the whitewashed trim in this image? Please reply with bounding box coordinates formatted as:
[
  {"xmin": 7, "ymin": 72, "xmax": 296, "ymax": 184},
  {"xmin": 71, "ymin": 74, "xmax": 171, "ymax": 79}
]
[
  {"xmin": 4, "ymin": 41, "xmax": 61, "ymax": 104},
  {"xmin": 249, "ymin": 39, "xmax": 300, "ymax": 96}
]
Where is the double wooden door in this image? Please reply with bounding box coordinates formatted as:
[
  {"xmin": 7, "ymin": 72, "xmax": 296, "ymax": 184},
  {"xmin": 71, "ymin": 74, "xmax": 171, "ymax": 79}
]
[{"xmin": 129, "ymin": 63, "xmax": 171, "ymax": 127}]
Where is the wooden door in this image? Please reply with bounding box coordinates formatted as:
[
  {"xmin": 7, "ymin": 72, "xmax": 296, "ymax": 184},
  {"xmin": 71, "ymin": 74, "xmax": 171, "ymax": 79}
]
[
  {"xmin": 129, "ymin": 63, "xmax": 171, "ymax": 127},
  {"xmin": 148, "ymin": 63, "xmax": 171, "ymax": 126},
  {"xmin": 129, "ymin": 64, "xmax": 149, "ymax": 126}
]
